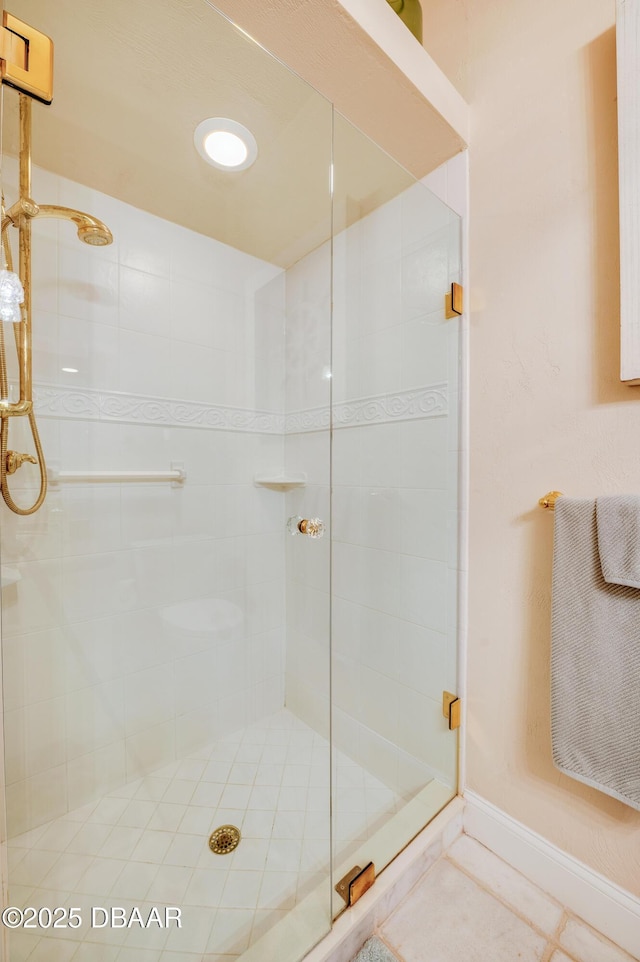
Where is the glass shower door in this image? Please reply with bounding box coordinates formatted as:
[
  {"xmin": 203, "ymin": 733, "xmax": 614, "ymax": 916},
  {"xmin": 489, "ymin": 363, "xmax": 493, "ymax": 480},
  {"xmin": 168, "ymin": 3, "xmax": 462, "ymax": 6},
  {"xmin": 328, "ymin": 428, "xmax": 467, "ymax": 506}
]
[
  {"xmin": 0, "ymin": 2, "xmax": 335, "ymax": 960},
  {"xmin": 330, "ymin": 113, "xmax": 461, "ymax": 908},
  {"xmin": 0, "ymin": 2, "xmax": 462, "ymax": 959}
]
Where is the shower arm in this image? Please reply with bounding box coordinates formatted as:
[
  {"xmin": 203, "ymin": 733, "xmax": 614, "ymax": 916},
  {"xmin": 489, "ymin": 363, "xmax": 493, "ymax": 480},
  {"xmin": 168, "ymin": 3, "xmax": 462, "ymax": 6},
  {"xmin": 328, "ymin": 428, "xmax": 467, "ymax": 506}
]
[
  {"xmin": 3, "ymin": 202, "xmax": 112, "ymax": 236},
  {"xmin": 0, "ymin": 91, "xmax": 113, "ymax": 516},
  {"xmin": 0, "ymin": 97, "xmax": 113, "ymax": 419}
]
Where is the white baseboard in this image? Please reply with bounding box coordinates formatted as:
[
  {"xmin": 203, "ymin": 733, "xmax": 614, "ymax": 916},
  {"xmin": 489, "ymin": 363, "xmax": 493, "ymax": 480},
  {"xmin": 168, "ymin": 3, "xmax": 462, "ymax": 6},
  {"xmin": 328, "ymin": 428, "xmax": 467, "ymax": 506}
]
[{"xmin": 463, "ymin": 790, "xmax": 640, "ymax": 960}]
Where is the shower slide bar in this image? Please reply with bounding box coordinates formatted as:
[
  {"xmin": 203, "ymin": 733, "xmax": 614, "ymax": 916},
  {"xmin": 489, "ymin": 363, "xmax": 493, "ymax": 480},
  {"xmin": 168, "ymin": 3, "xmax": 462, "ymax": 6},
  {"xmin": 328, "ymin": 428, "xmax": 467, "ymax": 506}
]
[{"xmin": 49, "ymin": 463, "xmax": 186, "ymax": 486}]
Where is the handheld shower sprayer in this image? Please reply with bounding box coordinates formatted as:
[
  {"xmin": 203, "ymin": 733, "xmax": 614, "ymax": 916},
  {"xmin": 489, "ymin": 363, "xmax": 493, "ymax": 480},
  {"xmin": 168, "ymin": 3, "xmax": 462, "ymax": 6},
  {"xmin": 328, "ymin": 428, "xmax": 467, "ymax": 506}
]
[
  {"xmin": 33, "ymin": 205, "xmax": 113, "ymax": 247},
  {"xmin": 0, "ymin": 93, "xmax": 113, "ymax": 515}
]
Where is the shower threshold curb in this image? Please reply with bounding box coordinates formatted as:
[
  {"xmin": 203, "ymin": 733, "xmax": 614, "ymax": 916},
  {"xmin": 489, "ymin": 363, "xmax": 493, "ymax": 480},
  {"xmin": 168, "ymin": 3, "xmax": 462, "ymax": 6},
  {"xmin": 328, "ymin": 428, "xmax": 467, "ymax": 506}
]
[{"xmin": 241, "ymin": 795, "xmax": 464, "ymax": 962}]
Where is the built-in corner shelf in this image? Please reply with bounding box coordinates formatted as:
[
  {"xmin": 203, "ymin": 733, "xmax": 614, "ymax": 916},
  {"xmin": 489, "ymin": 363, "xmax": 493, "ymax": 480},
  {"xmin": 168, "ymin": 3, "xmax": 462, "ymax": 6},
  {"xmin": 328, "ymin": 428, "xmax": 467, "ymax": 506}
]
[{"xmin": 254, "ymin": 474, "xmax": 307, "ymax": 490}]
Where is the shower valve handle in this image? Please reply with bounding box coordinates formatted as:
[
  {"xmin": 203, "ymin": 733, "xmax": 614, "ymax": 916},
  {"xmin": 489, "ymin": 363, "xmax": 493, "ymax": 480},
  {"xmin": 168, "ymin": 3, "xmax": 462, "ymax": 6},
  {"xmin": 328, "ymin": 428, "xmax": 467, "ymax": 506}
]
[
  {"xmin": 287, "ymin": 516, "xmax": 325, "ymax": 538},
  {"xmin": 5, "ymin": 450, "xmax": 37, "ymax": 475}
]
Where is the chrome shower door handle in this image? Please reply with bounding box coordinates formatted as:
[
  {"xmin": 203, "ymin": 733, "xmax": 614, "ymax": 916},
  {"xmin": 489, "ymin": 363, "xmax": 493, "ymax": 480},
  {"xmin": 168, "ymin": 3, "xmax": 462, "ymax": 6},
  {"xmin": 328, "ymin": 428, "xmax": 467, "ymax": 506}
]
[{"xmin": 287, "ymin": 516, "xmax": 325, "ymax": 538}]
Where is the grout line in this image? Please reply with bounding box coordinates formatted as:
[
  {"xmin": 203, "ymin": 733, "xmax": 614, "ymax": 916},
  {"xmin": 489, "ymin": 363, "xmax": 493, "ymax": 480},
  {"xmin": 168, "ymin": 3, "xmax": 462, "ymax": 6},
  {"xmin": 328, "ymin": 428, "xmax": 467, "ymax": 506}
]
[
  {"xmin": 443, "ymin": 852, "xmax": 631, "ymax": 962},
  {"xmin": 443, "ymin": 853, "xmax": 564, "ymax": 948},
  {"xmin": 553, "ymin": 910, "xmax": 569, "ymax": 943},
  {"xmin": 371, "ymin": 838, "xmax": 453, "ymax": 950},
  {"xmin": 374, "ymin": 929, "xmax": 409, "ymax": 962},
  {"xmin": 348, "ymin": 843, "xmax": 629, "ymax": 962},
  {"xmin": 561, "ymin": 910, "xmax": 635, "ymax": 962}
]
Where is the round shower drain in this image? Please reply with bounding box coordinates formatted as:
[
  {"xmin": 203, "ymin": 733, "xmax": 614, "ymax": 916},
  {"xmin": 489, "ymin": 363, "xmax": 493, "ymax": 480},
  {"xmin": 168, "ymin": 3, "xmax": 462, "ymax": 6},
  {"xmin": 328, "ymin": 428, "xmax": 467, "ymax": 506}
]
[{"xmin": 209, "ymin": 824, "xmax": 241, "ymax": 855}]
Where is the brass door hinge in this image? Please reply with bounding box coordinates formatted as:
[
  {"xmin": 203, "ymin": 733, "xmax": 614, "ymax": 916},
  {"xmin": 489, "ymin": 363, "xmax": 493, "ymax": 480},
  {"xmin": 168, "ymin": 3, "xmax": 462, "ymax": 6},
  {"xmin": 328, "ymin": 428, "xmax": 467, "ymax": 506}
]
[
  {"xmin": 445, "ymin": 282, "xmax": 464, "ymax": 318},
  {"xmin": 335, "ymin": 862, "xmax": 375, "ymax": 906},
  {"xmin": 0, "ymin": 12, "xmax": 54, "ymax": 104},
  {"xmin": 443, "ymin": 691, "xmax": 461, "ymax": 731}
]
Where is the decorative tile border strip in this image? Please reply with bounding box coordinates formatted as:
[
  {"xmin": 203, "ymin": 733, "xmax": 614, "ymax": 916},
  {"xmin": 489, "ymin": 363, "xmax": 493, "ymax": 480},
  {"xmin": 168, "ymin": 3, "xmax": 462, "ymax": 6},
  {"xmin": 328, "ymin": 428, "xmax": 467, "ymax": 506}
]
[
  {"xmin": 32, "ymin": 382, "xmax": 448, "ymax": 435},
  {"xmin": 34, "ymin": 384, "xmax": 285, "ymax": 434},
  {"xmin": 286, "ymin": 383, "xmax": 449, "ymax": 433}
]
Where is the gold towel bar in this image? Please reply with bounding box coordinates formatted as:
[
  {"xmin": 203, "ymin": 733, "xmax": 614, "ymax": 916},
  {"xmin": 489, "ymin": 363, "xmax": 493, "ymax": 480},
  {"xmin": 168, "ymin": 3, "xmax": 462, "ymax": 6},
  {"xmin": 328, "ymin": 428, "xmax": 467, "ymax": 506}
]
[{"xmin": 539, "ymin": 491, "xmax": 563, "ymax": 510}]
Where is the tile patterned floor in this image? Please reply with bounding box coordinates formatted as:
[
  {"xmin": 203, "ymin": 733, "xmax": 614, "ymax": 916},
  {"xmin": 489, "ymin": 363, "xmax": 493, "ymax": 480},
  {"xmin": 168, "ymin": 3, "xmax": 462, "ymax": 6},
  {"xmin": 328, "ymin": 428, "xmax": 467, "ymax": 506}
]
[
  {"xmin": 364, "ymin": 835, "xmax": 638, "ymax": 962},
  {"xmin": 4, "ymin": 709, "xmax": 403, "ymax": 962}
]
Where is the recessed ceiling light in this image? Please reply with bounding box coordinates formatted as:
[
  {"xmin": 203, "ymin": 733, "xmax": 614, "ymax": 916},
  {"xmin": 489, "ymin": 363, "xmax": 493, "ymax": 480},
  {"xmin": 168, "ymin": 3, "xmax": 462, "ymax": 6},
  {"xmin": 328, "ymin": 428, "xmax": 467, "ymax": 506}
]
[
  {"xmin": 61, "ymin": 367, "xmax": 78, "ymax": 373},
  {"xmin": 194, "ymin": 118, "xmax": 258, "ymax": 171}
]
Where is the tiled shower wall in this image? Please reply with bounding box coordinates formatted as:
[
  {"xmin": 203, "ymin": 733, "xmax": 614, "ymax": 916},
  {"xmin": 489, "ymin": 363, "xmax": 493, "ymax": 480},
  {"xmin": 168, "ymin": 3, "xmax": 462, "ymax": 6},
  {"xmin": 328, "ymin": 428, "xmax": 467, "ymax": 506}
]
[
  {"xmin": 285, "ymin": 163, "xmax": 464, "ymax": 797},
  {"xmin": 0, "ymin": 162, "xmax": 288, "ymax": 836},
  {"xmin": 0, "ymin": 155, "xmax": 464, "ymax": 837},
  {"xmin": 283, "ymin": 244, "xmax": 332, "ymax": 740}
]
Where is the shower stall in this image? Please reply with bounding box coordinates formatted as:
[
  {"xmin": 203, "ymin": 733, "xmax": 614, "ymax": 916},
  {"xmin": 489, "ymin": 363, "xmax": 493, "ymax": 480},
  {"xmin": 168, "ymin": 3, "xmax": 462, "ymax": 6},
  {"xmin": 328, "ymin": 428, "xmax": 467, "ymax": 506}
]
[{"xmin": 0, "ymin": 1, "xmax": 462, "ymax": 960}]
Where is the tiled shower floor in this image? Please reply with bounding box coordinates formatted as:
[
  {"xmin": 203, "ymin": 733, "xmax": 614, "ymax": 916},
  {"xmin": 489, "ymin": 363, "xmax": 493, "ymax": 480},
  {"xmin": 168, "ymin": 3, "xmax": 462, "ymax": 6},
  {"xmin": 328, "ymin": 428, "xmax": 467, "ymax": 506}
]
[{"xmin": 5, "ymin": 709, "xmax": 403, "ymax": 962}]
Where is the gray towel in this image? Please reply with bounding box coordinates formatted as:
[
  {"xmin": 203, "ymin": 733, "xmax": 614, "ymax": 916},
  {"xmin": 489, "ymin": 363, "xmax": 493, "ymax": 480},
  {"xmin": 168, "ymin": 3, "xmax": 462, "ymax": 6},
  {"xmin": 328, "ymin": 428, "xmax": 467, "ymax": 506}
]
[
  {"xmin": 551, "ymin": 497, "xmax": 640, "ymax": 811},
  {"xmin": 596, "ymin": 494, "xmax": 640, "ymax": 588}
]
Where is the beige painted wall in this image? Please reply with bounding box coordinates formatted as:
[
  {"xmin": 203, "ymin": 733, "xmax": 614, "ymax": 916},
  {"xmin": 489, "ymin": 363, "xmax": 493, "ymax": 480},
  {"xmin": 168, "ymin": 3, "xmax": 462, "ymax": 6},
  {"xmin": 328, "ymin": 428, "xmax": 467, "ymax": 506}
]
[{"xmin": 422, "ymin": 0, "xmax": 640, "ymax": 896}]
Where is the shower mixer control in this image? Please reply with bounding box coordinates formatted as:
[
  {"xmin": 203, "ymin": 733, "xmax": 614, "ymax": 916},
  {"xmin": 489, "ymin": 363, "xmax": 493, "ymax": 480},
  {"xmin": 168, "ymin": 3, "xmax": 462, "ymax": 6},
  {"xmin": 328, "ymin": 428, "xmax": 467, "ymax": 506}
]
[
  {"xmin": 5, "ymin": 450, "xmax": 37, "ymax": 474},
  {"xmin": 287, "ymin": 516, "xmax": 325, "ymax": 538}
]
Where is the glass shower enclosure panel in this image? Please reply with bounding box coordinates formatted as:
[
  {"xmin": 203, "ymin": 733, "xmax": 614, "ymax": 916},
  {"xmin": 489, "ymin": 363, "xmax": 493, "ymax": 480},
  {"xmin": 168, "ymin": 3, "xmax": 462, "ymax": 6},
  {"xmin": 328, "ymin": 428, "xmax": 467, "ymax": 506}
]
[
  {"xmin": 0, "ymin": 2, "xmax": 334, "ymax": 960},
  {"xmin": 330, "ymin": 113, "xmax": 461, "ymax": 908}
]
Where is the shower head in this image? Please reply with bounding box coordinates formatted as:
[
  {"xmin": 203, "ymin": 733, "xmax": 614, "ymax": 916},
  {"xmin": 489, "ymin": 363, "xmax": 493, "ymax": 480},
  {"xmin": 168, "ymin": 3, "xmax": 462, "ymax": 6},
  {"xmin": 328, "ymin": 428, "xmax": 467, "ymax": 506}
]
[
  {"xmin": 77, "ymin": 222, "xmax": 113, "ymax": 247},
  {"xmin": 34, "ymin": 205, "xmax": 113, "ymax": 246}
]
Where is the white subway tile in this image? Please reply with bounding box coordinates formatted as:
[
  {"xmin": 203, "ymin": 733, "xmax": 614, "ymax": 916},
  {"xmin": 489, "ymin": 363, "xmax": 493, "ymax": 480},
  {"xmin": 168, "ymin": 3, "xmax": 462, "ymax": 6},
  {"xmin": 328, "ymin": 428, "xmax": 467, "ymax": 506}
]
[
  {"xmin": 360, "ymin": 258, "xmax": 402, "ymax": 335},
  {"xmin": 402, "ymin": 181, "xmax": 452, "ymax": 251},
  {"xmin": 119, "ymin": 265, "xmax": 171, "ymax": 338},
  {"xmin": 24, "ymin": 765, "xmax": 68, "ymax": 830},
  {"xmin": 58, "ymin": 245, "xmax": 119, "ymax": 326},
  {"xmin": 173, "ymin": 650, "xmax": 219, "ymax": 717},
  {"xmin": 119, "ymin": 207, "xmax": 172, "ymax": 278},
  {"xmin": 360, "ymin": 197, "xmax": 403, "ymax": 266},
  {"xmin": 401, "ymin": 234, "xmax": 450, "ymax": 322},
  {"xmin": 66, "ymin": 681, "xmax": 125, "ymax": 760},
  {"xmin": 25, "ymin": 696, "xmax": 66, "ymax": 776},
  {"xmin": 401, "ymin": 315, "xmax": 448, "ymax": 388},
  {"xmin": 398, "ymin": 488, "xmax": 448, "ymax": 561},
  {"xmin": 120, "ymin": 484, "xmax": 172, "ymax": 548},
  {"xmin": 399, "ymin": 555, "xmax": 448, "ymax": 632},
  {"xmin": 2, "ymin": 635, "xmax": 25, "ymax": 711},
  {"xmin": 125, "ymin": 721, "xmax": 176, "ymax": 781},
  {"xmin": 61, "ymin": 485, "xmax": 122, "ymax": 557},
  {"xmin": 2, "ymin": 559, "xmax": 62, "ymax": 637},
  {"xmin": 118, "ymin": 328, "xmax": 172, "ymax": 397},
  {"xmin": 124, "ymin": 665, "xmax": 175, "ymax": 736},
  {"xmin": 130, "ymin": 543, "xmax": 175, "ymax": 609},
  {"xmin": 61, "ymin": 551, "xmax": 135, "ymax": 622},
  {"xmin": 32, "ymin": 308, "xmax": 60, "ymax": 383},
  {"xmin": 31, "ymin": 233, "xmax": 58, "ymax": 314},
  {"xmin": 58, "ymin": 315, "xmax": 119, "ymax": 390},
  {"xmin": 396, "ymin": 622, "xmax": 448, "ymax": 701},
  {"xmin": 4, "ymin": 709, "xmax": 27, "ymax": 784},
  {"xmin": 107, "ymin": 611, "xmax": 165, "ymax": 678},
  {"xmin": 67, "ymin": 739, "xmax": 126, "ymax": 808}
]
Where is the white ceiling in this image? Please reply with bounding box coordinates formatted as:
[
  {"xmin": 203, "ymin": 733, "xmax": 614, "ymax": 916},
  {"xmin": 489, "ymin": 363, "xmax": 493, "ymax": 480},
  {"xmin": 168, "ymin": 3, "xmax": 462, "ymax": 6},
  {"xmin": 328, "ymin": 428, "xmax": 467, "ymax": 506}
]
[{"xmin": 6, "ymin": 0, "xmax": 415, "ymax": 267}]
